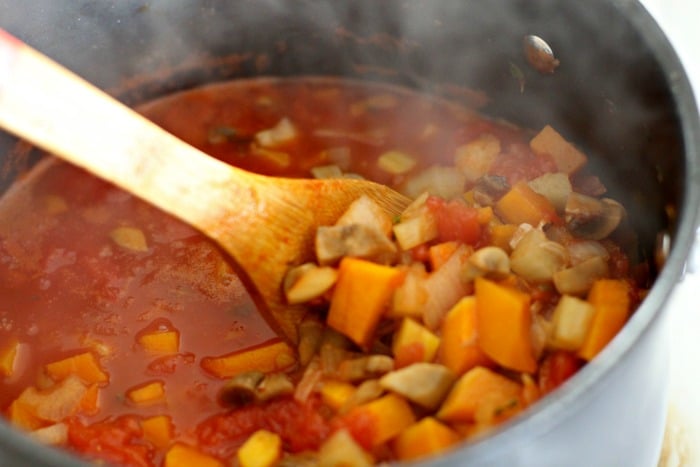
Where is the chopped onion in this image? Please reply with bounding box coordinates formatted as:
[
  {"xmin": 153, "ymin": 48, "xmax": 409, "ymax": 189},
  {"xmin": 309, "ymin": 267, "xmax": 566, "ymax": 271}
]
[
  {"xmin": 311, "ymin": 164, "xmax": 344, "ymax": 179},
  {"xmin": 255, "ymin": 117, "xmax": 298, "ymax": 147},
  {"xmin": 548, "ymin": 295, "xmax": 596, "ymax": 350},
  {"xmin": 402, "ymin": 165, "xmax": 466, "ymax": 200}
]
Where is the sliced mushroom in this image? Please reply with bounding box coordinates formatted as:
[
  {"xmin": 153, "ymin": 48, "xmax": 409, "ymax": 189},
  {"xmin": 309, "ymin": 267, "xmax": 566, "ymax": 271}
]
[
  {"xmin": 510, "ymin": 228, "xmax": 568, "ymax": 283},
  {"xmin": 553, "ymin": 255, "xmax": 609, "ymax": 296},
  {"xmin": 218, "ymin": 371, "xmax": 265, "ymax": 407},
  {"xmin": 565, "ymin": 193, "xmax": 625, "ymax": 240},
  {"xmin": 257, "ymin": 373, "xmax": 295, "ymax": 402},
  {"xmin": 379, "ymin": 363, "xmax": 456, "ymax": 410},
  {"xmin": 337, "ymin": 355, "xmax": 394, "ymax": 383},
  {"xmin": 219, "ymin": 371, "xmax": 295, "ymax": 407},
  {"xmin": 462, "ymin": 246, "xmax": 511, "ymax": 282},
  {"xmin": 315, "ymin": 224, "xmax": 397, "ymax": 266},
  {"xmin": 283, "ymin": 263, "xmax": 338, "ymax": 304},
  {"xmin": 472, "ymin": 175, "xmax": 510, "ymax": 206}
]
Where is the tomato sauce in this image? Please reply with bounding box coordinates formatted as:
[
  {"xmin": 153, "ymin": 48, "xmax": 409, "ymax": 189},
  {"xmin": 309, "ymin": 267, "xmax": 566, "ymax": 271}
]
[{"xmin": 0, "ymin": 77, "xmax": 646, "ymax": 466}]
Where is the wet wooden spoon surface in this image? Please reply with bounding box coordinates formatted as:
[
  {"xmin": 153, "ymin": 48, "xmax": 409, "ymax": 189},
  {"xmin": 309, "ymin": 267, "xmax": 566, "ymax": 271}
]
[{"xmin": 0, "ymin": 30, "xmax": 410, "ymax": 342}]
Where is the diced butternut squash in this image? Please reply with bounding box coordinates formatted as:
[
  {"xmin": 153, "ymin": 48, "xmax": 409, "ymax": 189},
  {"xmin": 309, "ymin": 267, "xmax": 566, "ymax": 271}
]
[
  {"xmin": 237, "ymin": 429, "xmax": 282, "ymax": 467},
  {"xmin": 164, "ymin": 443, "xmax": 223, "ymax": 467},
  {"xmin": 488, "ymin": 224, "xmax": 518, "ymax": 253},
  {"xmin": 201, "ymin": 339, "xmax": 296, "ymax": 379},
  {"xmin": 578, "ymin": 279, "xmax": 631, "ymax": 361},
  {"xmin": 79, "ymin": 383, "xmax": 100, "ymax": 415},
  {"xmin": 437, "ymin": 366, "xmax": 522, "ymax": 424},
  {"xmin": 138, "ymin": 330, "xmax": 180, "ymax": 354},
  {"xmin": 7, "ymin": 398, "xmax": 45, "ymax": 431},
  {"xmin": 45, "ymin": 351, "xmax": 108, "ymax": 384},
  {"xmin": 0, "ymin": 338, "xmax": 20, "ymax": 377},
  {"xmin": 438, "ymin": 297, "xmax": 491, "ymax": 375},
  {"xmin": 392, "ymin": 318, "xmax": 440, "ymax": 368},
  {"xmin": 344, "ymin": 393, "xmax": 416, "ymax": 447},
  {"xmin": 475, "ymin": 278, "xmax": 537, "ymax": 373},
  {"xmin": 320, "ymin": 381, "xmax": 356, "ymax": 411},
  {"xmin": 530, "ymin": 125, "xmax": 587, "ymax": 175},
  {"xmin": 327, "ymin": 258, "xmax": 405, "ymax": 347},
  {"xmin": 142, "ymin": 415, "xmax": 174, "ymax": 449},
  {"xmin": 495, "ymin": 181, "xmax": 558, "ymax": 226},
  {"xmin": 126, "ymin": 381, "xmax": 166, "ymax": 405},
  {"xmin": 429, "ymin": 241, "xmax": 459, "ymax": 271},
  {"xmin": 393, "ymin": 417, "xmax": 460, "ymax": 461}
]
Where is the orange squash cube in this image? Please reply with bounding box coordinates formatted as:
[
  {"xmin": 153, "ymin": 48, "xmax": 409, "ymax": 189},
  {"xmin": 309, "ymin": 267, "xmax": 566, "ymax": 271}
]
[
  {"xmin": 475, "ymin": 278, "xmax": 537, "ymax": 373},
  {"xmin": 201, "ymin": 339, "xmax": 296, "ymax": 379},
  {"xmin": 393, "ymin": 417, "xmax": 460, "ymax": 461}
]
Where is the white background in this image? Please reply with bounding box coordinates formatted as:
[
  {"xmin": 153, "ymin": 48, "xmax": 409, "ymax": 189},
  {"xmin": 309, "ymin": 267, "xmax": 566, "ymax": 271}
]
[{"xmin": 639, "ymin": 0, "xmax": 700, "ymax": 465}]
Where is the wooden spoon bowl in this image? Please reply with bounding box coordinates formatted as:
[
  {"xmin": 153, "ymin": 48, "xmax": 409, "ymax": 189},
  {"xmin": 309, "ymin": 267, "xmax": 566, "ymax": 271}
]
[{"xmin": 0, "ymin": 30, "xmax": 410, "ymax": 342}]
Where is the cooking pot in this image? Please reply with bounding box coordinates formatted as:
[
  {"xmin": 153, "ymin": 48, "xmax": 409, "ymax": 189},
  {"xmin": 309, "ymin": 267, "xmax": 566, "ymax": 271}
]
[{"xmin": 0, "ymin": 0, "xmax": 698, "ymax": 465}]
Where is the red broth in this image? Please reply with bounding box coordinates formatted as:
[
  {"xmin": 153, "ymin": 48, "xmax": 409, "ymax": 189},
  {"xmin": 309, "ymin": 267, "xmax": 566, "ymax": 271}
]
[{"xmin": 0, "ymin": 77, "xmax": 646, "ymax": 466}]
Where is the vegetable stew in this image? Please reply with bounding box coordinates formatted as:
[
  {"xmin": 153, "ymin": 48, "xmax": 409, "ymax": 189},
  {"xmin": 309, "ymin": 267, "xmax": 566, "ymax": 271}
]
[{"xmin": 0, "ymin": 77, "xmax": 648, "ymax": 466}]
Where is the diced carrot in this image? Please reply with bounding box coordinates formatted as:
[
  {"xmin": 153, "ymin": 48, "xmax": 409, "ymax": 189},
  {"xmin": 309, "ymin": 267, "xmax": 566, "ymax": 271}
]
[
  {"xmin": 142, "ymin": 415, "xmax": 174, "ymax": 449},
  {"xmin": 327, "ymin": 257, "xmax": 405, "ymax": 347},
  {"xmin": 137, "ymin": 330, "xmax": 180, "ymax": 354},
  {"xmin": 392, "ymin": 318, "xmax": 440, "ymax": 368},
  {"xmin": 343, "ymin": 394, "xmax": 416, "ymax": 447},
  {"xmin": 7, "ymin": 398, "xmax": 45, "ymax": 431},
  {"xmin": 45, "ymin": 351, "xmax": 108, "ymax": 384},
  {"xmin": 429, "ymin": 241, "xmax": 459, "ymax": 271},
  {"xmin": 164, "ymin": 443, "xmax": 223, "ymax": 467},
  {"xmin": 201, "ymin": 339, "xmax": 296, "ymax": 379},
  {"xmin": 475, "ymin": 278, "xmax": 537, "ymax": 373},
  {"xmin": 392, "ymin": 417, "xmax": 460, "ymax": 461},
  {"xmin": 79, "ymin": 383, "xmax": 100, "ymax": 415},
  {"xmin": 437, "ymin": 366, "xmax": 522, "ymax": 424},
  {"xmin": 238, "ymin": 429, "xmax": 283, "ymax": 467},
  {"xmin": 438, "ymin": 297, "xmax": 491, "ymax": 375},
  {"xmin": 530, "ymin": 125, "xmax": 587, "ymax": 175},
  {"xmin": 0, "ymin": 338, "xmax": 20, "ymax": 377},
  {"xmin": 126, "ymin": 381, "xmax": 165, "ymax": 405},
  {"xmin": 578, "ymin": 279, "xmax": 631, "ymax": 361},
  {"xmin": 320, "ymin": 381, "xmax": 356, "ymax": 411},
  {"xmin": 495, "ymin": 181, "xmax": 559, "ymax": 226}
]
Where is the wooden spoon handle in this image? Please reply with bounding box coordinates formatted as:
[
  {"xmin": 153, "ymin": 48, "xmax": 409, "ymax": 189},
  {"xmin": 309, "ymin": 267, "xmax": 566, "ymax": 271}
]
[{"xmin": 0, "ymin": 29, "xmax": 255, "ymax": 231}]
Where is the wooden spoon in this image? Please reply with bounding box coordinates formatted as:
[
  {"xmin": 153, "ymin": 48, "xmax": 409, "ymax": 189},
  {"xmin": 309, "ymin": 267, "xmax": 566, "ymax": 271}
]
[{"xmin": 0, "ymin": 30, "xmax": 410, "ymax": 342}]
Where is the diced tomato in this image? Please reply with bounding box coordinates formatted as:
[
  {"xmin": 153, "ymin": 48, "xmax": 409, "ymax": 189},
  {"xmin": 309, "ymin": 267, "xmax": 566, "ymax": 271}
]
[
  {"xmin": 66, "ymin": 416, "xmax": 154, "ymax": 467},
  {"xmin": 538, "ymin": 350, "xmax": 583, "ymax": 395},
  {"xmin": 334, "ymin": 408, "xmax": 377, "ymax": 451},
  {"xmin": 426, "ymin": 196, "xmax": 481, "ymax": 245},
  {"xmin": 196, "ymin": 396, "xmax": 331, "ymax": 459}
]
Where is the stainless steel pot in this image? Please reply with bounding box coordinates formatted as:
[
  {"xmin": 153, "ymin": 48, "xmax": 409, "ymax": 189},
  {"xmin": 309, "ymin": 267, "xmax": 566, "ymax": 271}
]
[{"xmin": 0, "ymin": 1, "xmax": 698, "ymax": 465}]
